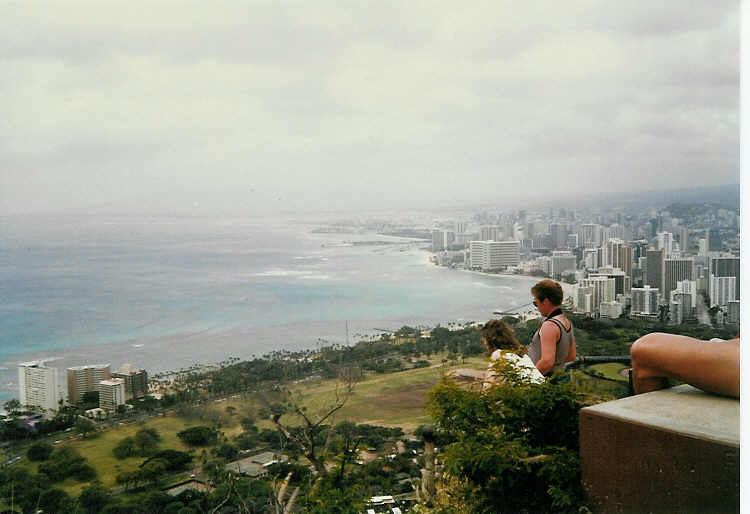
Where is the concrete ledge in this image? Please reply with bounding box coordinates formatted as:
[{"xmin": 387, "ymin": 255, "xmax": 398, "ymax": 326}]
[{"xmin": 580, "ymin": 385, "xmax": 739, "ymax": 514}]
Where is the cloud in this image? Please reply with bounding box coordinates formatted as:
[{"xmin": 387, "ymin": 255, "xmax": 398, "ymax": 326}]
[{"xmin": 0, "ymin": 1, "xmax": 739, "ymax": 215}]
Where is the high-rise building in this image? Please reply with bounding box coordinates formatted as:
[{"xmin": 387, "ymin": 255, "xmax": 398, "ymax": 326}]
[
  {"xmin": 631, "ymin": 286, "xmax": 660, "ymax": 316},
  {"xmin": 551, "ymin": 251, "xmax": 577, "ymax": 279},
  {"xmin": 645, "ymin": 249, "xmax": 665, "ymax": 296},
  {"xmin": 582, "ymin": 248, "xmax": 601, "ymax": 270},
  {"xmin": 431, "ymin": 230, "xmax": 443, "ymax": 252},
  {"xmin": 727, "ymin": 300, "xmax": 740, "ymax": 324},
  {"xmin": 479, "ymin": 226, "xmax": 501, "ymax": 242},
  {"xmin": 600, "ymin": 301, "xmax": 623, "ymax": 319},
  {"xmin": 549, "ymin": 223, "xmax": 568, "ymax": 249},
  {"xmin": 707, "ymin": 229, "xmax": 722, "ymax": 252},
  {"xmin": 581, "ymin": 224, "xmax": 602, "ymax": 248},
  {"xmin": 67, "ymin": 364, "xmax": 111, "ymax": 404},
  {"xmin": 618, "ymin": 245, "xmax": 633, "ymax": 288},
  {"xmin": 709, "ymin": 276, "xmax": 736, "ymax": 308},
  {"xmin": 454, "ymin": 221, "xmax": 467, "ymax": 234},
  {"xmin": 576, "ymin": 285, "xmax": 594, "ymax": 314},
  {"xmin": 698, "ymin": 238, "xmax": 709, "ymax": 256},
  {"xmin": 679, "ymin": 227, "xmax": 690, "ymax": 254},
  {"xmin": 580, "ymin": 276, "xmax": 616, "ymax": 314},
  {"xmin": 18, "ymin": 361, "xmax": 60, "ymax": 414},
  {"xmin": 673, "ymin": 280, "xmax": 697, "ymax": 308},
  {"xmin": 663, "ymin": 258, "xmax": 694, "ymax": 301},
  {"xmin": 99, "ymin": 378, "xmax": 126, "ymax": 411},
  {"xmin": 710, "ymin": 256, "xmax": 740, "ymax": 300},
  {"xmin": 112, "ymin": 364, "xmax": 149, "ymax": 400},
  {"xmin": 589, "ymin": 267, "xmax": 630, "ymax": 296},
  {"xmin": 656, "ymin": 232, "xmax": 674, "ymax": 258},
  {"xmin": 567, "ymin": 233, "xmax": 579, "ymax": 248}
]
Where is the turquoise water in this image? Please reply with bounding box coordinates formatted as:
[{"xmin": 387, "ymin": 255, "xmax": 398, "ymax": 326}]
[{"xmin": 0, "ymin": 214, "xmax": 537, "ymax": 400}]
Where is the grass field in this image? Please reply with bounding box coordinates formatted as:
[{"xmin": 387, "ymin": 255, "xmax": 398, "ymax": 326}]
[
  {"xmin": 587, "ymin": 362, "xmax": 629, "ymax": 382},
  {"xmin": 10, "ymin": 351, "xmax": 491, "ymax": 496}
]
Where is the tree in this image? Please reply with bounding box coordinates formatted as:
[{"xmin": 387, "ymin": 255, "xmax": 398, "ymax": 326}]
[
  {"xmin": 140, "ymin": 458, "xmax": 167, "ymax": 487},
  {"xmin": 134, "ymin": 427, "xmax": 161, "ymax": 455},
  {"xmin": 424, "ymin": 363, "xmax": 586, "ymax": 513},
  {"xmin": 177, "ymin": 426, "xmax": 217, "ymax": 446},
  {"xmin": 265, "ymin": 373, "xmax": 357, "ymax": 477},
  {"xmin": 3, "ymin": 399, "xmax": 20, "ymax": 416},
  {"xmin": 113, "ymin": 436, "xmax": 137, "ymax": 459},
  {"xmin": 78, "ymin": 483, "xmax": 111, "ymax": 513},
  {"xmin": 75, "ymin": 417, "xmax": 97, "ymax": 438},
  {"xmin": 27, "ymin": 442, "xmax": 54, "ymax": 461}
]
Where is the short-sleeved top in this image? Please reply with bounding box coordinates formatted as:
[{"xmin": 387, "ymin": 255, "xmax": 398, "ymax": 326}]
[
  {"xmin": 484, "ymin": 349, "xmax": 545, "ymax": 388},
  {"xmin": 527, "ymin": 315, "xmax": 574, "ymax": 375}
]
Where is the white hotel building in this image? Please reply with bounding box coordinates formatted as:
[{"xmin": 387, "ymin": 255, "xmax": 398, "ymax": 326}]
[{"xmin": 18, "ymin": 361, "xmax": 61, "ymax": 414}]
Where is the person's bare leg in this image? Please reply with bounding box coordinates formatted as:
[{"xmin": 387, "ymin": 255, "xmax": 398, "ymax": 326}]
[{"xmin": 630, "ymin": 333, "xmax": 739, "ymax": 398}]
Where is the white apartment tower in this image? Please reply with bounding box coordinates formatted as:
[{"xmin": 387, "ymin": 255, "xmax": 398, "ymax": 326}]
[
  {"xmin": 709, "ymin": 276, "xmax": 736, "ymax": 308},
  {"xmin": 99, "ymin": 378, "xmax": 126, "ymax": 411},
  {"xmin": 18, "ymin": 361, "xmax": 60, "ymax": 414},
  {"xmin": 580, "ymin": 276, "xmax": 616, "ymax": 314},
  {"xmin": 631, "ymin": 286, "xmax": 660, "ymax": 316},
  {"xmin": 469, "ymin": 240, "xmax": 520, "ymax": 270},
  {"xmin": 656, "ymin": 232, "xmax": 674, "ymax": 258}
]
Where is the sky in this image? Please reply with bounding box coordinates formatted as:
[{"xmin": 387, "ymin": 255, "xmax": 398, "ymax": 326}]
[{"xmin": 0, "ymin": 1, "xmax": 740, "ymax": 216}]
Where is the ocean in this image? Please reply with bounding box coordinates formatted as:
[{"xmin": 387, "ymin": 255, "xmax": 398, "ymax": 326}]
[{"xmin": 0, "ymin": 214, "xmax": 538, "ymax": 401}]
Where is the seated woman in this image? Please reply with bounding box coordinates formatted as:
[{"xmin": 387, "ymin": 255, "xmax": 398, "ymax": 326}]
[
  {"xmin": 630, "ymin": 333, "xmax": 739, "ymax": 398},
  {"xmin": 481, "ymin": 319, "xmax": 544, "ymax": 388}
]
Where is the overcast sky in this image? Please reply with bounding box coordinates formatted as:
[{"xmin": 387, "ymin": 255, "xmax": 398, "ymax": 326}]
[{"xmin": 0, "ymin": 1, "xmax": 740, "ymax": 215}]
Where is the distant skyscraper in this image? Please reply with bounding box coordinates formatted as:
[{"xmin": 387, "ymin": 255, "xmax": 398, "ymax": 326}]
[
  {"xmin": 549, "ymin": 223, "xmax": 568, "ymax": 249},
  {"xmin": 707, "ymin": 229, "xmax": 722, "ymax": 252},
  {"xmin": 580, "ymin": 276, "xmax": 616, "ymax": 314},
  {"xmin": 18, "ymin": 361, "xmax": 60, "ymax": 414},
  {"xmin": 67, "ymin": 364, "xmax": 111, "ymax": 404},
  {"xmin": 431, "ymin": 230, "xmax": 444, "ymax": 252},
  {"xmin": 663, "ymin": 258, "xmax": 694, "ymax": 300},
  {"xmin": 99, "ymin": 378, "xmax": 126, "ymax": 411},
  {"xmin": 581, "ymin": 224, "xmax": 602, "ymax": 248},
  {"xmin": 679, "ymin": 227, "xmax": 689, "ymax": 254},
  {"xmin": 469, "ymin": 240, "xmax": 519, "ymax": 270},
  {"xmin": 454, "ymin": 221, "xmax": 467, "ymax": 234},
  {"xmin": 709, "ymin": 276, "xmax": 736, "ymax": 308},
  {"xmin": 645, "ymin": 249, "xmax": 665, "ymax": 296},
  {"xmin": 656, "ymin": 232, "xmax": 673, "ymax": 258},
  {"xmin": 567, "ymin": 233, "xmax": 579, "ymax": 249},
  {"xmin": 551, "ymin": 251, "xmax": 576, "ymax": 279},
  {"xmin": 589, "ymin": 267, "xmax": 629, "ymax": 296},
  {"xmin": 479, "ymin": 225, "xmax": 501, "ymax": 242},
  {"xmin": 576, "ymin": 285, "xmax": 594, "ymax": 314},
  {"xmin": 727, "ymin": 301, "xmax": 740, "ymax": 324},
  {"xmin": 710, "ymin": 256, "xmax": 740, "ymax": 300},
  {"xmin": 631, "ymin": 286, "xmax": 660, "ymax": 316},
  {"xmin": 112, "ymin": 364, "xmax": 149, "ymax": 400}
]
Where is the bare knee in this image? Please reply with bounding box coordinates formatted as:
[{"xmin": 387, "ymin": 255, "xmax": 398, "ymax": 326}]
[{"xmin": 630, "ymin": 333, "xmax": 666, "ymax": 368}]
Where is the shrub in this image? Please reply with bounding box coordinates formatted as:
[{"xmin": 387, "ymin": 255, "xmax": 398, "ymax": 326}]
[
  {"xmin": 177, "ymin": 426, "xmax": 217, "ymax": 446},
  {"xmin": 426, "ymin": 363, "xmax": 586, "ymax": 513},
  {"xmin": 27, "ymin": 442, "xmax": 54, "ymax": 461}
]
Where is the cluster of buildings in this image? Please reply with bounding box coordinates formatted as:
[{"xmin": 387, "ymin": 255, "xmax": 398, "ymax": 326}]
[
  {"xmin": 16, "ymin": 361, "xmax": 148, "ymax": 417},
  {"xmin": 431, "ymin": 205, "xmax": 740, "ymax": 325}
]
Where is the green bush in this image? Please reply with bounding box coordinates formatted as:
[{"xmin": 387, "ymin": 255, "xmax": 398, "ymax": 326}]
[
  {"xmin": 426, "ymin": 363, "xmax": 586, "ymax": 513},
  {"xmin": 177, "ymin": 426, "xmax": 217, "ymax": 446},
  {"xmin": 27, "ymin": 441, "xmax": 54, "ymax": 461}
]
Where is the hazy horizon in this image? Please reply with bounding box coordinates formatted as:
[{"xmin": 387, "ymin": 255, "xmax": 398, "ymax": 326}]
[{"xmin": 1, "ymin": 2, "xmax": 740, "ymax": 216}]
